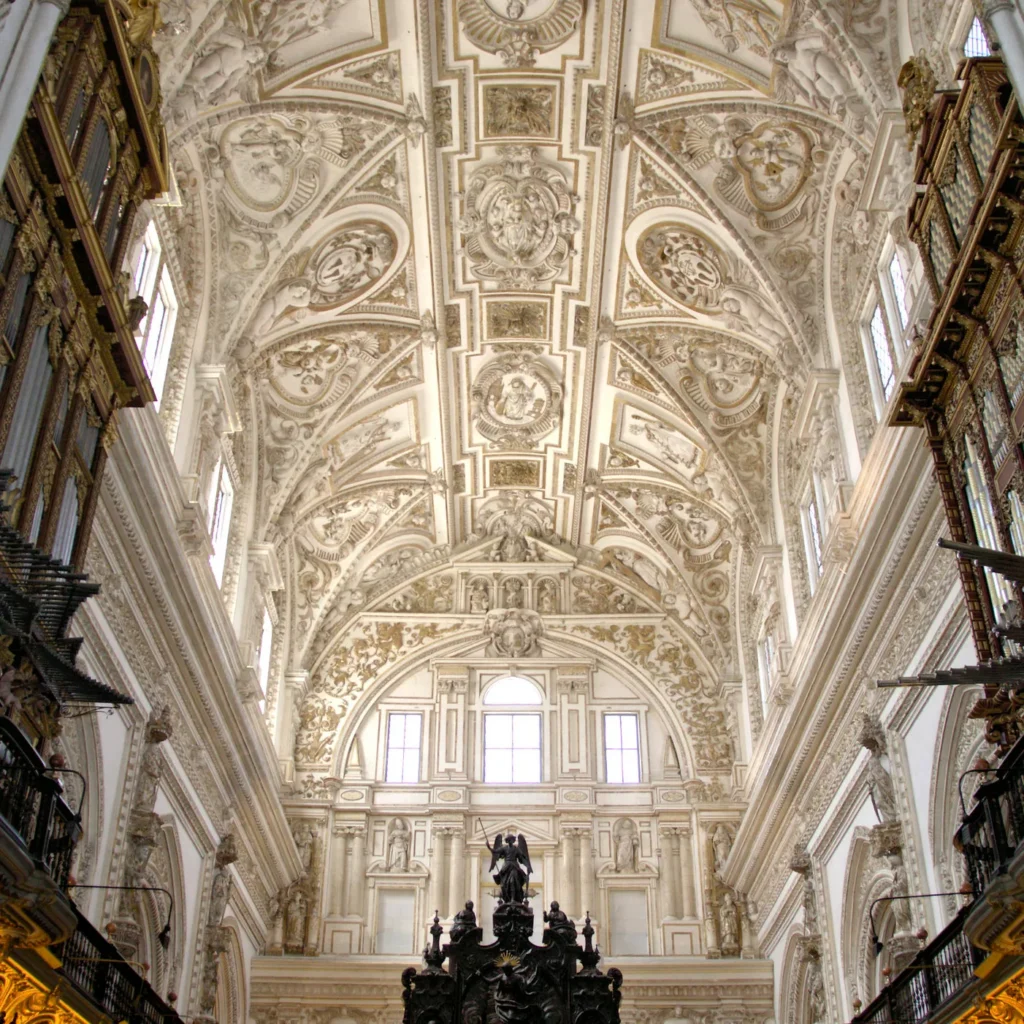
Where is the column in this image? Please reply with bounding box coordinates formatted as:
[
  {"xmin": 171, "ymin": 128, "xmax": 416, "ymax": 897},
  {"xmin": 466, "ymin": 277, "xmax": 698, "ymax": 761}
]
[
  {"xmin": 980, "ymin": 0, "xmax": 1024, "ymax": 104},
  {"xmin": 677, "ymin": 828, "xmax": 696, "ymax": 919},
  {"xmin": 449, "ymin": 826, "xmax": 466, "ymax": 917},
  {"xmin": 579, "ymin": 828, "xmax": 594, "ymax": 920},
  {"xmin": 347, "ymin": 827, "xmax": 366, "ymax": 919},
  {"xmin": 330, "ymin": 828, "xmax": 349, "ymax": 916},
  {"xmin": 277, "ymin": 671, "xmax": 307, "ymax": 782},
  {"xmin": 560, "ymin": 830, "xmax": 575, "ymax": 918},
  {"xmin": 428, "ymin": 826, "xmax": 444, "ymax": 919},
  {"xmin": 0, "ymin": 0, "xmax": 70, "ymax": 183},
  {"xmin": 658, "ymin": 828, "xmax": 678, "ymax": 919}
]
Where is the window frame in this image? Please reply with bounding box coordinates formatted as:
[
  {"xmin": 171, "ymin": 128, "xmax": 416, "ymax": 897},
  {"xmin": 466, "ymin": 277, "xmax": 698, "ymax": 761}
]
[
  {"xmin": 384, "ymin": 711, "xmax": 423, "ymax": 784},
  {"xmin": 963, "ymin": 15, "xmax": 992, "ymax": 57},
  {"xmin": 128, "ymin": 222, "xmax": 178, "ymax": 405},
  {"xmin": 603, "ymin": 712, "xmax": 642, "ymax": 784},
  {"xmin": 802, "ymin": 482, "xmax": 825, "ymax": 590},
  {"xmin": 207, "ymin": 456, "xmax": 235, "ymax": 587},
  {"xmin": 482, "ymin": 711, "xmax": 543, "ymax": 785},
  {"xmin": 864, "ymin": 299, "xmax": 897, "ymax": 412}
]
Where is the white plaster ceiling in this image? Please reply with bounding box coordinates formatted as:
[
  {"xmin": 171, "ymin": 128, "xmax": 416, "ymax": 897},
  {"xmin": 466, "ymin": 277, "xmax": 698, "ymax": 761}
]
[{"xmin": 150, "ymin": 0, "xmax": 937, "ymax": 791}]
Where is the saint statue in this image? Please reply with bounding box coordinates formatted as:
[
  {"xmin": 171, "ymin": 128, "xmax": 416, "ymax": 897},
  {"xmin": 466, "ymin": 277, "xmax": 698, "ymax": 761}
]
[
  {"xmin": 450, "ymin": 900, "xmax": 478, "ymax": 942},
  {"xmin": 543, "ymin": 901, "xmax": 576, "ymax": 943},
  {"xmin": 486, "ymin": 832, "xmax": 533, "ymax": 904}
]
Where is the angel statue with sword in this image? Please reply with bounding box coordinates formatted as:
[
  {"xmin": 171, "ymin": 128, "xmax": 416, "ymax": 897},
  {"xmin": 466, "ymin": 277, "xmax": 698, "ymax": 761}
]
[{"xmin": 486, "ymin": 832, "xmax": 533, "ymax": 904}]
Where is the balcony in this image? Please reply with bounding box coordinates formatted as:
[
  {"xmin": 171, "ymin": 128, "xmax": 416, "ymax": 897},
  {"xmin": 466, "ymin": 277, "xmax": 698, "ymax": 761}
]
[
  {"xmin": 56, "ymin": 905, "xmax": 184, "ymax": 1024},
  {"xmin": 850, "ymin": 908, "xmax": 984, "ymax": 1024}
]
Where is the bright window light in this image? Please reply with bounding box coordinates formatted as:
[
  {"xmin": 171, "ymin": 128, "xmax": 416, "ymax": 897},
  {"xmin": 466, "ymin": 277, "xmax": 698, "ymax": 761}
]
[
  {"xmin": 483, "ymin": 675, "xmax": 543, "ymax": 705},
  {"xmin": 965, "ymin": 17, "xmax": 991, "ymax": 57},
  {"xmin": 605, "ymin": 713, "xmax": 641, "ymax": 783},
  {"xmin": 385, "ymin": 713, "xmax": 422, "ymax": 783},
  {"xmin": 484, "ymin": 713, "xmax": 541, "ymax": 783},
  {"xmin": 888, "ymin": 254, "xmax": 909, "ymax": 329},
  {"xmin": 870, "ymin": 305, "xmax": 895, "ymax": 401}
]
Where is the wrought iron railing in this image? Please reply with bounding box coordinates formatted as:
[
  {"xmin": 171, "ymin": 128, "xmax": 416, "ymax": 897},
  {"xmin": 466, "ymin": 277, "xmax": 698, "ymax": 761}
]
[
  {"xmin": 0, "ymin": 715, "xmax": 80, "ymax": 887},
  {"xmin": 58, "ymin": 906, "xmax": 184, "ymax": 1024},
  {"xmin": 851, "ymin": 908, "xmax": 984, "ymax": 1024},
  {"xmin": 956, "ymin": 736, "xmax": 1024, "ymax": 895}
]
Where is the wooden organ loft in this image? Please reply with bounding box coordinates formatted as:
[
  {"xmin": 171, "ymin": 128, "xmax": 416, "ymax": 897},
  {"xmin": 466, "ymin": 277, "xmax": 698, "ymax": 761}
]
[
  {"xmin": 0, "ymin": 0, "xmax": 166, "ymax": 568},
  {"xmin": 0, "ymin": 3, "xmax": 182, "ymax": 1024},
  {"xmin": 848, "ymin": 54, "xmax": 1024, "ymax": 1024}
]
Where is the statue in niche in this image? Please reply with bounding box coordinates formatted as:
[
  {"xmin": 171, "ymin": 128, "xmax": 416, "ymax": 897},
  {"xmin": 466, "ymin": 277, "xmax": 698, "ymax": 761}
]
[
  {"xmin": 536, "ymin": 579, "xmax": 558, "ymax": 614},
  {"xmin": 387, "ymin": 818, "xmax": 410, "ymax": 873},
  {"xmin": 208, "ymin": 866, "xmax": 232, "ymax": 927},
  {"xmin": 285, "ymin": 887, "xmax": 307, "ymax": 949},
  {"xmin": 613, "ymin": 819, "xmax": 639, "ymax": 873},
  {"xmin": 543, "ymin": 901, "xmax": 576, "ymax": 943},
  {"xmin": 293, "ymin": 823, "xmax": 316, "ymax": 873},
  {"xmin": 718, "ymin": 889, "xmax": 739, "ymax": 953},
  {"xmin": 860, "ymin": 714, "xmax": 898, "ymax": 823},
  {"xmin": 450, "ymin": 900, "xmax": 477, "ymax": 942},
  {"xmin": 469, "ymin": 579, "xmax": 491, "ymax": 613},
  {"xmin": 503, "ymin": 577, "xmax": 525, "ymax": 609},
  {"xmin": 486, "ymin": 832, "xmax": 533, "ymax": 904},
  {"xmin": 711, "ymin": 824, "xmax": 733, "ymax": 874}
]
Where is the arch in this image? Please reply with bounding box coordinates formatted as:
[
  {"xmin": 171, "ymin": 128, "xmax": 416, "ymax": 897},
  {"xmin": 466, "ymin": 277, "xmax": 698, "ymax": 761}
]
[{"xmin": 482, "ymin": 675, "xmax": 544, "ymax": 705}]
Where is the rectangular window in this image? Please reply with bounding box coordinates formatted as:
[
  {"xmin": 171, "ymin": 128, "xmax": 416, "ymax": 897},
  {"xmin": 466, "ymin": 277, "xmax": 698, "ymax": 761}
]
[
  {"xmin": 208, "ymin": 462, "xmax": 234, "ymax": 587},
  {"xmin": 257, "ymin": 607, "xmax": 273, "ymax": 710},
  {"xmin": 888, "ymin": 254, "xmax": 909, "ymax": 330},
  {"xmin": 869, "ymin": 305, "xmax": 895, "ymax": 401},
  {"xmin": 604, "ymin": 713, "xmax": 641, "ymax": 784},
  {"xmin": 140, "ymin": 269, "xmax": 177, "ymax": 404},
  {"xmin": 759, "ymin": 633, "xmax": 776, "ymax": 704},
  {"xmin": 484, "ymin": 713, "xmax": 541, "ymax": 784},
  {"xmin": 385, "ymin": 712, "xmax": 422, "ymax": 783},
  {"xmin": 806, "ymin": 494, "xmax": 824, "ymax": 579}
]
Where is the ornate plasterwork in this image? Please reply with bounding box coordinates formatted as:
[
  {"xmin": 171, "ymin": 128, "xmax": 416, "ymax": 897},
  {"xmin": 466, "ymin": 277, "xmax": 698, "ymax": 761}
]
[
  {"xmin": 471, "ymin": 350, "xmax": 563, "ymax": 448},
  {"xmin": 458, "ymin": 0, "xmax": 585, "ymax": 68},
  {"xmin": 459, "ymin": 146, "xmax": 580, "ymax": 288}
]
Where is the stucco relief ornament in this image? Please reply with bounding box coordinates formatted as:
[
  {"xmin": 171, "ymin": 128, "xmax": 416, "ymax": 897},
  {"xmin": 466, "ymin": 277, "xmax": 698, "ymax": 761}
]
[
  {"xmin": 483, "ymin": 608, "xmax": 543, "ymax": 657},
  {"xmin": 472, "ymin": 352, "xmax": 562, "ymax": 449},
  {"xmin": 459, "ymin": 0, "xmax": 584, "ymax": 68},
  {"xmin": 637, "ymin": 225, "xmax": 726, "ymax": 312},
  {"xmin": 459, "ymin": 146, "xmax": 579, "ymax": 288}
]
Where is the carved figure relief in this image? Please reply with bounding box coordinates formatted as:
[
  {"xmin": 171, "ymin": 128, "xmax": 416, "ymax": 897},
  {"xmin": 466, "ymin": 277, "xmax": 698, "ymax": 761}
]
[
  {"xmin": 459, "ymin": 147, "xmax": 579, "ymax": 288},
  {"xmin": 475, "ymin": 491, "xmax": 557, "ymax": 561},
  {"xmin": 692, "ymin": 0, "xmax": 778, "ymax": 56},
  {"xmin": 484, "ymin": 85, "xmax": 556, "ymax": 137},
  {"xmin": 637, "ymin": 225, "xmax": 727, "ymax": 311},
  {"xmin": 472, "ymin": 352, "xmax": 563, "ymax": 448},
  {"xmin": 483, "ymin": 608, "xmax": 543, "ymax": 657}
]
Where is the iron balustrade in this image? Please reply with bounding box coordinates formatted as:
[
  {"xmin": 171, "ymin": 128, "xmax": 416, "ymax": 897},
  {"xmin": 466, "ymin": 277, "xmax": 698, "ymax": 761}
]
[
  {"xmin": 0, "ymin": 715, "xmax": 80, "ymax": 887},
  {"xmin": 955, "ymin": 737, "xmax": 1024, "ymax": 895},
  {"xmin": 851, "ymin": 908, "xmax": 983, "ymax": 1024},
  {"xmin": 58, "ymin": 905, "xmax": 184, "ymax": 1024}
]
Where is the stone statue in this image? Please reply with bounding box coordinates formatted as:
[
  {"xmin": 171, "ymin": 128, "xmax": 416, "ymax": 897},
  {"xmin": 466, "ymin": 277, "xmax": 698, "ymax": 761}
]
[
  {"xmin": 503, "ymin": 577, "xmax": 525, "ymax": 609},
  {"xmin": 208, "ymin": 867, "xmax": 232, "ymax": 927},
  {"xmin": 469, "ymin": 580, "xmax": 491, "ymax": 613},
  {"xmin": 860, "ymin": 715, "xmax": 898, "ymax": 823},
  {"xmin": 486, "ymin": 832, "xmax": 533, "ymax": 904},
  {"xmin": 285, "ymin": 887, "xmax": 306, "ymax": 948},
  {"xmin": 450, "ymin": 900, "xmax": 477, "ymax": 942},
  {"xmin": 790, "ymin": 844, "xmax": 819, "ymax": 936},
  {"xmin": 613, "ymin": 819, "xmax": 639, "ymax": 873},
  {"xmin": 718, "ymin": 889, "xmax": 739, "ymax": 952},
  {"xmin": 293, "ymin": 824, "xmax": 315, "ymax": 873},
  {"xmin": 897, "ymin": 52, "xmax": 937, "ymax": 149},
  {"xmin": 543, "ymin": 901, "xmax": 576, "ymax": 943},
  {"xmin": 387, "ymin": 818, "xmax": 410, "ymax": 872},
  {"xmin": 711, "ymin": 824, "xmax": 732, "ymax": 874},
  {"xmin": 536, "ymin": 579, "xmax": 557, "ymax": 614}
]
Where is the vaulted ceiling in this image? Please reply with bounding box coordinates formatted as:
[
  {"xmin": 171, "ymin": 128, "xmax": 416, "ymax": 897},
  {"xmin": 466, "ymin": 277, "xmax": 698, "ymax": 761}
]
[{"xmin": 151, "ymin": 0, "xmax": 929, "ymax": 789}]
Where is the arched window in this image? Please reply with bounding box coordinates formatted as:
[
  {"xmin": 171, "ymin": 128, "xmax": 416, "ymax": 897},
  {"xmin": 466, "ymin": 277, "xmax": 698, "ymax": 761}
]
[
  {"xmin": 483, "ymin": 676, "xmax": 542, "ymax": 783},
  {"xmin": 483, "ymin": 675, "xmax": 543, "ymax": 705},
  {"xmin": 964, "ymin": 16, "xmax": 991, "ymax": 57},
  {"xmin": 962, "ymin": 438, "xmax": 1015, "ymax": 613}
]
